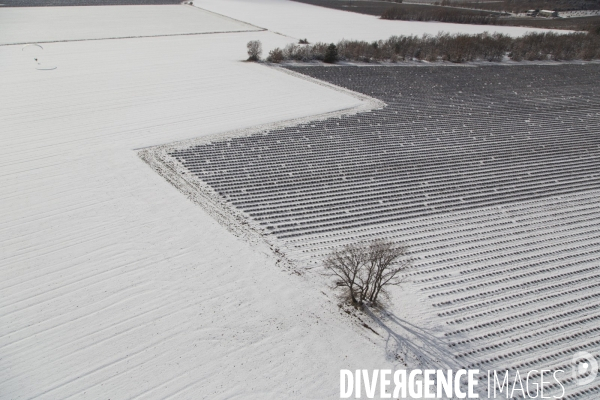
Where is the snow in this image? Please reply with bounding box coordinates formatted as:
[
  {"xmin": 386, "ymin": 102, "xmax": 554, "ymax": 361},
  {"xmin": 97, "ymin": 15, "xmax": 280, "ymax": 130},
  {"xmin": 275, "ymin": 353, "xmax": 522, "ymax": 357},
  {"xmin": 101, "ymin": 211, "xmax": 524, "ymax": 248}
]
[
  {"xmin": 0, "ymin": 4, "xmax": 260, "ymax": 45},
  {"xmin": 0, "ymin": 30, "xmax": 394, "ymax": 399},
  {"xmin": 288, "ymin": 188, "xmax": 600, "ymax": 398},
  {"xmin": 143, "ymin": 63, "xmax": 600, "ymax": 399},
  {"xmin": 193, "ymin": 0, "xmax": 567, "ymax": 44},
  {"xmin": 1, "ymin": 1, "xmax": 594, "ymax": 398}
]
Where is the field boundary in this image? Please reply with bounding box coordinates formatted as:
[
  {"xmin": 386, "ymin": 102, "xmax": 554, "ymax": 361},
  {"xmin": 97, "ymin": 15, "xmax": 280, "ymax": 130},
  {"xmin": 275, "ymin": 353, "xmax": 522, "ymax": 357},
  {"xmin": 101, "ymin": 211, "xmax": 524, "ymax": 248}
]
[
  {"xmin": 0, "ymin": 3, "xmax": 266, "ymax": 46},
  {"xmin": 138, "ymin": 64, "xmax": 385, "ymax": 268},
  {"xmin": 0, "ymin": 29, "xmax": 266, "ymax": 47},
  {"xmin": 137, "ymin": 65, "xmax": 385, "ymax": 151}
]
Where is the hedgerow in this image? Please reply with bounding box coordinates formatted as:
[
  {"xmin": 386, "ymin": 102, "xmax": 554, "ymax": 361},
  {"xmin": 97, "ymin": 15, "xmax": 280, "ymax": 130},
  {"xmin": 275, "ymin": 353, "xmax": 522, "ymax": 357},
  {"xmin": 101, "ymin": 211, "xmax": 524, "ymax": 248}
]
[{"xmin": 265, "ymin": 31, "xmax": 600, "ymax": 64}]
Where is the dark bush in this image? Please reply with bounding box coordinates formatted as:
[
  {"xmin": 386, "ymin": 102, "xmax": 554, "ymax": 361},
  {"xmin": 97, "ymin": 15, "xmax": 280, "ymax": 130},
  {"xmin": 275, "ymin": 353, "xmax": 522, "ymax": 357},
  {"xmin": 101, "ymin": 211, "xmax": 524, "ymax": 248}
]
[{"xmin": 324, "ymin": 43, "xmax": 339, "ymax": 63}]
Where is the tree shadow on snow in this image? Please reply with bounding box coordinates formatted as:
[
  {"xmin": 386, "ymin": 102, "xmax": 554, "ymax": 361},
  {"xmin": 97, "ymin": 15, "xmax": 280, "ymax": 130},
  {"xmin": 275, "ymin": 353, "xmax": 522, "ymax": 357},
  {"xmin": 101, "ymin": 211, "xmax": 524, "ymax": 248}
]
[{"xmin": 365, "ymin": 308, "xmax": 460, "ymax": 371}]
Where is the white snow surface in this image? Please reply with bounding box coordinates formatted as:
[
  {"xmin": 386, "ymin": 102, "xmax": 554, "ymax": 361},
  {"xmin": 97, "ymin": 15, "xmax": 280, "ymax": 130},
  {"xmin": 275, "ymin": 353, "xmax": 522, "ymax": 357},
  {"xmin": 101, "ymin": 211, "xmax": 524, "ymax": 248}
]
[
  {"xmin": 193, "ymin": 0, "xmax": 566, "ymax": 43},
  {"xmin": 0, "ymin": 4, "xmax": 260, "ymax": 45},
  {"xmin": 1, "ymin": 2, "xmax": 589, "ymax": 399},
  {"xmin": 0, "ymin": 31, "xmax": 401, "ymax": 399},
  {"xmin": 284, "ymin": 188, "xmax": 600, "ymax": 398}
]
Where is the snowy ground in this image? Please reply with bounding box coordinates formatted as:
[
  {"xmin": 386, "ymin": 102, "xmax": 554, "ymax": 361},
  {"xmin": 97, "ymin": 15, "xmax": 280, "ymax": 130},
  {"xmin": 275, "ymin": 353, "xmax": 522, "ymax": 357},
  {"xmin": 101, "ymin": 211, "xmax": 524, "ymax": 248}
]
[
  {"xmin": 0, "ymin": 1, "xmax": 588, "ymax": 399},
  {"xmin": 292, "ymin": 188, "xmax": 600, "ymax": 399},
  {"xmin": 0, "ymin": 4, "xmax": 260, "ymax": 45},
  {"xmin": 193, "ymin": 0, "xmax": 565, "ymax": 44},
  {"xmin": 146, "ymin": 64, "xmax": 600, "ymax": 399},
  {"xmin": 0, "ymin": 16, "xmax": 398, "ymax": 400}
]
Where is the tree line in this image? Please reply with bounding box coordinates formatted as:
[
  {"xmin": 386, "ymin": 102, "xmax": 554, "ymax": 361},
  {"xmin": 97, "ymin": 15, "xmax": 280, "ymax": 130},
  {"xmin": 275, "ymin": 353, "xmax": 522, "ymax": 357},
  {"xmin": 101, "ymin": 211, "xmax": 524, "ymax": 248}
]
[
  {"xmin": 381, "ymin": 6, "xmax": 501, "ymax": 25},
  {"xmin": 440, "ymin": 0, "xmax": 600, "ymax": 13},
  {"xmin": 258, "ymin": 30, "xmax": 599, "ymax": 64}
]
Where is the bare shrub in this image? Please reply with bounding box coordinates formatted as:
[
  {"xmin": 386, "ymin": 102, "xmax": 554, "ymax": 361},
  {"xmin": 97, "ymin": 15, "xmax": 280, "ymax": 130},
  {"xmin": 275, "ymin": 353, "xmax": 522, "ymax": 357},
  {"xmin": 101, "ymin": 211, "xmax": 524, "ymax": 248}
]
[
  {"xmin": 324, "ymin": 239, "xmax": 410, "ymax": 308},
  {"xmin": 267, "ymin": 48, "xmax": 285, "ymax": 63},
  {"xmin": 246, "ymin": 40, "xmax": 262, "ymax": 62},
  {"xmin": 283, "ymin": 43, "xmax": 315, "ymax": 61},
  {"xmin": 581, "ymin": 42, "xmax": 598, "ymax": 60},
  {"xmin": 480, "ymin": 32, "xmax": 511, "ymax": 61},
  {"xmin": 310, "ymin": 42, "xmax": 329, "ymax": 61}
]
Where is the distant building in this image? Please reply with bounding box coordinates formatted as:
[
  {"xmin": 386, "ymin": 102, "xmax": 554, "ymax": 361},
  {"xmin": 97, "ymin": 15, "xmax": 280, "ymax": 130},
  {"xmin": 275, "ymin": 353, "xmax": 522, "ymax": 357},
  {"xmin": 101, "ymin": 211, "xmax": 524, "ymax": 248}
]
[{"xmin": 539, "ymin": 10, "xmax": 558, "ymax": 17}]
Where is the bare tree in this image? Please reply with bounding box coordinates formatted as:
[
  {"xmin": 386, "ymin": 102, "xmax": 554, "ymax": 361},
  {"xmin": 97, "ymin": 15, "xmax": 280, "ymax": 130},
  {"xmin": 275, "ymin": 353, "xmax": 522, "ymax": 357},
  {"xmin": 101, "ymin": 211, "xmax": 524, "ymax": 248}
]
[
  {"xmin": 246, "ymin": 40, "xmax": 262, "ymax": 61},
  {"xmin": 324, "ymin": 239, "xmax": 410, "ymax": 308},
  {"xmin": 366, "ymin": 239, "xmax": 410, "ymax": 305},
  {"xmin": 324, "ymin": 243, "xmax": 366, "ymax": 304}
]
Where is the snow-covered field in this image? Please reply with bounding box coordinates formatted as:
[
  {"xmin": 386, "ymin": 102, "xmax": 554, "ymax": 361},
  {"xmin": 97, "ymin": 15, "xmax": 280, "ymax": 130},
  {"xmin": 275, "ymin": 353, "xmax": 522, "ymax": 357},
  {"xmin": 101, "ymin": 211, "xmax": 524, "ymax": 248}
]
[
  {"xmin": 294, "ymin": 188, "xmax": 600, "ymax": 399},
  {"xmin": 0, "ymin": 4, "xmax": 260, "ymax": 45},
  {"xmin": 192, "ymin": 0, "xmax": 565, "ymax": 43},
  {"xmin": 0, "ymin": 13, "xmax": 392, "ymax": 399},
  {"xmin": 1, "ymin": 0, "xmax": 593, "ymax": 399},
  {"xmin": 146, "ymin": 64, "xmax": 600, "ymax": 399}
]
